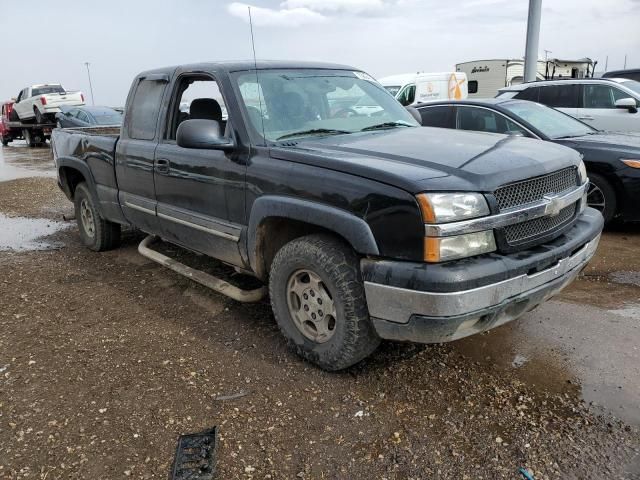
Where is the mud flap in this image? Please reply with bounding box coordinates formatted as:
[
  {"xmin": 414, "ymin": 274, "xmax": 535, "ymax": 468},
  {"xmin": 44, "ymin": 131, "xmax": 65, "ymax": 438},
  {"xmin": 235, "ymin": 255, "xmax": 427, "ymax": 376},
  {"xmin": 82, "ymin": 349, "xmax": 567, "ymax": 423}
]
[{"xmin": 170, "ymin": 427, "xmax": 218, "ymax": 480}]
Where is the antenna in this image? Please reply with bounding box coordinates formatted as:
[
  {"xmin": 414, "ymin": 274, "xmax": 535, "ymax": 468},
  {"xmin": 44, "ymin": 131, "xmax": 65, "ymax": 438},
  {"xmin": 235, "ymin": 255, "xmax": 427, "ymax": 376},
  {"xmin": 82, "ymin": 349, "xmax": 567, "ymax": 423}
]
[{"xmin": 248, "ymin": 7, "xmax": 267, "ymax": 144}]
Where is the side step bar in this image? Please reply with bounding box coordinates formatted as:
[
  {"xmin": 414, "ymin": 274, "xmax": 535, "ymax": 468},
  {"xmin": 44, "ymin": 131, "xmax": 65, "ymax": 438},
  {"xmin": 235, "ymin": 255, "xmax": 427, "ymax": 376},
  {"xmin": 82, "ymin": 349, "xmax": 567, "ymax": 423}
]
[{"xmin": 138, "ymin": 235, "xmax": 266, "ymax": 303}]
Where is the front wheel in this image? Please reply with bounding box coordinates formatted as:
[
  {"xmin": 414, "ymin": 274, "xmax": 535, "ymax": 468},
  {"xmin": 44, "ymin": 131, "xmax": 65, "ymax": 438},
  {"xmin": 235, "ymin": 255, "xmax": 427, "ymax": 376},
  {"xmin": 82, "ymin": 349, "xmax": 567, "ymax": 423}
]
[
  {"xmin": 587, "ymin": 173, "xmax": 617, "ymax": 225},
  {"xmin": 269, "ymin": 234, "xmax": 380, "ymax": 371},
  {"xmin": 74, "ymin": 182, "xmax": 121, "ymax": 251}
]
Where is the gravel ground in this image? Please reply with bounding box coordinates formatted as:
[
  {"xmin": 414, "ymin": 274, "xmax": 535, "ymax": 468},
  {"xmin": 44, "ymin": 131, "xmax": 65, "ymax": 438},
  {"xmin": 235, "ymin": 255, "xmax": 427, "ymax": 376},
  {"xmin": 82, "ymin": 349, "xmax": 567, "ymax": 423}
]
[{"xmin": 0, "ymin": 145, "xmax": 639, "ymax": 479}]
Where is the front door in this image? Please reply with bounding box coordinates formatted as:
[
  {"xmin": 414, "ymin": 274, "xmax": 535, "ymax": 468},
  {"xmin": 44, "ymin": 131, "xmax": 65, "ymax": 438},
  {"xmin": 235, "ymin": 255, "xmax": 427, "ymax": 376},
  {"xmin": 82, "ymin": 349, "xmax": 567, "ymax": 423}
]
[
  {"xmin": 579, "ymin": 83, "xmax": 640, "ymax": 133},
  {"xmin": 153, "ymin": 72, "xmax": 247, "ymax": 266}
]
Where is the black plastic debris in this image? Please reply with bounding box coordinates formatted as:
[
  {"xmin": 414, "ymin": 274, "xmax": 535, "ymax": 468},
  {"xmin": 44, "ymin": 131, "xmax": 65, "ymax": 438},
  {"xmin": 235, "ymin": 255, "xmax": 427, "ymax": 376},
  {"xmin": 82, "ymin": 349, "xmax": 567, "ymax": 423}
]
[{"xmin": 170, "ymin": 427, "xmax": 218, "ymax": 480}]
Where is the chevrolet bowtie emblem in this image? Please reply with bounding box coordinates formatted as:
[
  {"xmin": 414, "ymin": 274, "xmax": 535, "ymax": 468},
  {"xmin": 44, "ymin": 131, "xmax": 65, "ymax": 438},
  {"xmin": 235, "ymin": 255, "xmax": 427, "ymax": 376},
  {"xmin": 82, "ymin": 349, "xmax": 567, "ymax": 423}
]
[{"xmin": 543, "ymin": 194, "xmax": 563, "ymax": 217}]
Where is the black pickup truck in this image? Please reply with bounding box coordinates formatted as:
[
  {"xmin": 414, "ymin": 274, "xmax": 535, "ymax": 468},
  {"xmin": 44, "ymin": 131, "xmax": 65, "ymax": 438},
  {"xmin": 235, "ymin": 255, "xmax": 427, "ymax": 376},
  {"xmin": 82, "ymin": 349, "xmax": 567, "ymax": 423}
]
[{"xmin": 52, "ymin": 61, "xmax": 603, "ymax": 370}]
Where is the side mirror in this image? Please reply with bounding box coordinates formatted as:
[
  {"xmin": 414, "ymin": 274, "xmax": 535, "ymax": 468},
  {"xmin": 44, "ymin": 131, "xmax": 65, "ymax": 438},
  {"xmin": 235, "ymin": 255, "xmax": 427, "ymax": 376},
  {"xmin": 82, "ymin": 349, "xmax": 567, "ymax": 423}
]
[
  {"xmin": 615, "ymin": 98, "xmax": 638, "ymax": 114},
  {"xmin": 176, "ymin": 119, "xmax": 234, "ymax": 150},
  {"xmin": 405, "ymin": 106, "xmax": 422, "ymax": 125}
]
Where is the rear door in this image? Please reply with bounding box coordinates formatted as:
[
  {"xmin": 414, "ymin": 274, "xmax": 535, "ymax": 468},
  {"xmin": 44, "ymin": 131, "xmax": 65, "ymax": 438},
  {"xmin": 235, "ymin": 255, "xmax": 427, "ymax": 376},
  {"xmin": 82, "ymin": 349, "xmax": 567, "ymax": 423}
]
[
  {"xmin": 115, "ymin": 74, "xmax": 169, "ymax": 234},
  {"xmin": 152, "ymin": 70, "xmax": 248, "ymax": 265},
  {"xmin": 580, "ymin": 83, "xmax": 640, "ymax": 132},
  {"xmin": 537, "ymin": 84, "xmax": 580, "ymax": 118}
]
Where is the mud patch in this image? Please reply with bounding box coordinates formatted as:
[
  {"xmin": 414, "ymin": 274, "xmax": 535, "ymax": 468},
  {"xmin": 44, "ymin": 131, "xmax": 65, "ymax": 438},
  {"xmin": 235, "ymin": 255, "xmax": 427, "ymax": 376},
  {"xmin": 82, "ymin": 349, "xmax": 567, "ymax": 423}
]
[{"xmin": 0, "ymin": 213, "xmax": 70, "ymax": 251}]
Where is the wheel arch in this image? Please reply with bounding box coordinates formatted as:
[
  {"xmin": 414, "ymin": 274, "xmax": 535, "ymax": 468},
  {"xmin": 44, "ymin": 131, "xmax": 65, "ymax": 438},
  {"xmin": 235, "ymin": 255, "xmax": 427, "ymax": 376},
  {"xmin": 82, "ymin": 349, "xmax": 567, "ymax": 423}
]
[{"xmin": 247, "ymin": 196, "xmax": 379, "ymax": 280}]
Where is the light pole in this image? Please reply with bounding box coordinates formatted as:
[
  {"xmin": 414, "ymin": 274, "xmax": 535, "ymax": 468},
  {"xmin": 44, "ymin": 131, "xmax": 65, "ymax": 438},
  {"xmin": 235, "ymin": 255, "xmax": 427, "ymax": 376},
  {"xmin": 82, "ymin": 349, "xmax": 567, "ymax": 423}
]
[
  {"xmin": 523, "ymin": 0, "xmax": 542, "ymax": 83},
  {"xmin": 84, "ymin": 62, "xmax": 95, "ymax": 106}
]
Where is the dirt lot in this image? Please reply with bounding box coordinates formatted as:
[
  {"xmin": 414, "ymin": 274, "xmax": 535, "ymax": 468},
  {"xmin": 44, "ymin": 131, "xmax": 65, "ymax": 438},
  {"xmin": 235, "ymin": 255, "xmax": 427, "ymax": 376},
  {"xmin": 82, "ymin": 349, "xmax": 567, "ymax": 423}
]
[{"xmin": 1, "ymin": 143, "xmax": 639, "ymax": 479}]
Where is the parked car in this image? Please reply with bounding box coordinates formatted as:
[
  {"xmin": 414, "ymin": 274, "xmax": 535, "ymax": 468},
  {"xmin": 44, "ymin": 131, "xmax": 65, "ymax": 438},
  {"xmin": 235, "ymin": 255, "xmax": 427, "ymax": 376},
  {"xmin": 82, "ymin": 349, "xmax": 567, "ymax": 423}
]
[
  {"xmin": 416, "ymin": 98, "xmax": 640, "ymax": 225},
  {"xmin": 378, "ymin": 72, "xmax": 468, "ymax": 106},
  {"xmin": 1, "ymin": 100, "xmax": 53, "ymax": 147},
  {"xmin": 12, "ymin": 84, "xmax": 85, "ymax": 123},
  {"xmin": 56, "ymin": 106, "xmax": 123, "ymax": 128},
  {"xmin": 602, "ymin": 69, "xmax": 640, "ymax": 82},
  {"xmin": 497, "ymin": 78, "xmax": 640, "ymax": 133},
  {"xmin": 51, "ymin": 61, "xmax": 602, "ymax": 370}
]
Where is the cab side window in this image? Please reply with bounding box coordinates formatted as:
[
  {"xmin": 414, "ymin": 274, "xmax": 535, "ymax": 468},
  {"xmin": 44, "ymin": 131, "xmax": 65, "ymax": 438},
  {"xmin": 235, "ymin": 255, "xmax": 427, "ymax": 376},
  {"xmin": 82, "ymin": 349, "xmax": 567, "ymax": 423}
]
[
  {"xmin": 538, "ymin": 85, "xmax": 579, "ymax": 108},
  {"xmin": 419, "ymin": 106, "xmax": 453, "ymax": 128},
  {"xmin": 456, "ymin": 106, "xmax": 527, "ymax": 135},
  {"xmin": 397, "ymin": 84, "xmax": 416, "ymax": 106},
  {"xmin": 128, "ymin": 79, "xmax": 167, "ymax": 140},
  {"xmin": 583, "ymin": 84, "xmax": 620, "ymax": 109},
  {"xmin": 166, "ymin": 75, "xmax": 228, "ymax": 141},
  {"xmin": 515, "ymin": 86, "xmax": 539, "ymax": 102}
]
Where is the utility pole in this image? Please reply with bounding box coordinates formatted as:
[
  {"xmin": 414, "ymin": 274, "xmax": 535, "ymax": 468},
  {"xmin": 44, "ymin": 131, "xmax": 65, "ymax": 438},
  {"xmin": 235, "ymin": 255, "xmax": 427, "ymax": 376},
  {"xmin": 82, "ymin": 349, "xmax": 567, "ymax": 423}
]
[
  {"xmin": 84, "ymin": 62, "xmax": 95, "ymax": 106},
  {"xmin": 523, "ymin": 0, "xmax": 542, "ymax": 83},
  {"xmin": 604, "ymin": 55, "xmax": 608, "ymax": 72},
  {"xmin": 624, "ymin": 54, "xmax": 627, "ymax": 69},
  {"xmin": 544, "ymin": 49, "xmax": 552, "ymax": 62}
]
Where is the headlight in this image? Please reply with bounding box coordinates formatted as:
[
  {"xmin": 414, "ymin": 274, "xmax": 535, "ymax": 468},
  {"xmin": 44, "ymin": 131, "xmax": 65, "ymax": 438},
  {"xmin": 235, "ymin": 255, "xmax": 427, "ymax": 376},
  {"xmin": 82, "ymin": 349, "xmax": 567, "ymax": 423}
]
[
  {"xmin": 621, "ymin": 159, "xmax": 640, "ymax": 169},
  {"xmin": 578, "ymin": 160, "xmax": 588, "ymax": 184},
  {"xmin": 417, "ymin": 192, "xmax": 490, "ymax": 223},
  {"xmin": 424, "ymin": 231, "xmax": 496, "ymax": 263}
]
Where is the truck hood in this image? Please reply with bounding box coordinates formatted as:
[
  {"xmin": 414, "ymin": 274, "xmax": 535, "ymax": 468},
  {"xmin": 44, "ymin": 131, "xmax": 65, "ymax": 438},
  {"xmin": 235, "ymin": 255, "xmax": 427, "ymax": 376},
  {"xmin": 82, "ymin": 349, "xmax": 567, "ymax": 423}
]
[{"xmin": 270, "ymin": 127, "xmax": 581, "ymax": 193}]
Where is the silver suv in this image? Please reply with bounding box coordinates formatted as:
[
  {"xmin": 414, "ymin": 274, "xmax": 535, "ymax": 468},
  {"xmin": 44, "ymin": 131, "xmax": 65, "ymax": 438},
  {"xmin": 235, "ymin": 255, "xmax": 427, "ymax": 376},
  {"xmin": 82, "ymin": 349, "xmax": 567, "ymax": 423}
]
[{"xmin": 498, "ymin": 78, "xmax": 640, "ymax": 133}]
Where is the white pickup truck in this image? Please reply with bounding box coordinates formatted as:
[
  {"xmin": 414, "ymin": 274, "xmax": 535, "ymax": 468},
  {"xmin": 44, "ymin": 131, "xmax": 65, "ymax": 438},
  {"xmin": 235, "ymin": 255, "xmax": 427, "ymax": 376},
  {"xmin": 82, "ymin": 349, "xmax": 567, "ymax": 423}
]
[{"xmin": 12, "ymin": 84, "xmax": 85, "ymax": 123}]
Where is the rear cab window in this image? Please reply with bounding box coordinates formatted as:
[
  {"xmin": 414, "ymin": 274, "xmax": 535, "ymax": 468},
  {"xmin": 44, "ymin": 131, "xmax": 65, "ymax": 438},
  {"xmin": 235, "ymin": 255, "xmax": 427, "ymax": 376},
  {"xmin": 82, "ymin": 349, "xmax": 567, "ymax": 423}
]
[{"xmin": 128, "ymin": 78, "xmax": 167, "ymax": 140}]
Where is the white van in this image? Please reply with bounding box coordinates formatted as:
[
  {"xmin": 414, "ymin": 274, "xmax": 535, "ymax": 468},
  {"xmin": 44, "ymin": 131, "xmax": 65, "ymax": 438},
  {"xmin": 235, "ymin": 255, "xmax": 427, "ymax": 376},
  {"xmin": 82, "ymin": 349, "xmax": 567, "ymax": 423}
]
[{"xmin": 378, "ymin": 72, "xmax": 468, "ymax": 106}]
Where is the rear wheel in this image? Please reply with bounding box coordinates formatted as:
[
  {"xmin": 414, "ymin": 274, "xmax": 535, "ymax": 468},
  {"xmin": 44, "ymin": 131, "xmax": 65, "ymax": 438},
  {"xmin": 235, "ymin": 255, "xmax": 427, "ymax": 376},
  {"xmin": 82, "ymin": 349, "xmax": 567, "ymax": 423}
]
[
  {"xmin": 269, "ymin": 234, "xmax": 380, "ymax": 371},
  {"xmin": 1, "ymin": 134, "xmax": 9, "ymax": 146},
  {"xmin": 34, "ymin": 107, "xmax": 44, "ymax": 124},
  {"xmin": 587, "ymin": 173, "xmax": 617, "ymax": 225},
  {"xmin": 74, "ymin": 182, "xmax": 121, "ymax": 251},
  {"xmin": 23, "ymin": 129, "xmax": 35, "ymax": 147}
]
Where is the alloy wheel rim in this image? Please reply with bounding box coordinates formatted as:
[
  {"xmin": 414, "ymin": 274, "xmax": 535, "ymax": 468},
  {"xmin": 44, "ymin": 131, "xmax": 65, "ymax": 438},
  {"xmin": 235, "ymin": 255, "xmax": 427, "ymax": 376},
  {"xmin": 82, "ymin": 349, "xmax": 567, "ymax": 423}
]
[
  {"xmin": 286, "ymin": 269, "xmax": 337, "ymax": 343},
  {"xmin": 586, "ymin": 182, "xmax": 606, "ymax": 213},
  {"xmin": 80, "ymin": 198, "xmax": 96, "ymax": 238}
]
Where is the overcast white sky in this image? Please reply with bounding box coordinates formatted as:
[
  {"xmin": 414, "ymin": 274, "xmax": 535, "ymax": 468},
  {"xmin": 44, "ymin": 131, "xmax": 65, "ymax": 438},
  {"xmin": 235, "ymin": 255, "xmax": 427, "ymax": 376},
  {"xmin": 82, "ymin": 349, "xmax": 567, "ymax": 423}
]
[{"xmin": 2, "ymin": 0, "xmax": 638, "ymax": 106}]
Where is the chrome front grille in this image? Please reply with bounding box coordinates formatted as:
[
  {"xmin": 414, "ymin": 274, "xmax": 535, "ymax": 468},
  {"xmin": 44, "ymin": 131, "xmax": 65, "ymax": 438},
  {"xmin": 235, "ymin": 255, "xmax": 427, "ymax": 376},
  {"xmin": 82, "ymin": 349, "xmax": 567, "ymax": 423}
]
[
  {"xmin": 495, "ymin": 167, "xmax": 580, "ymax": 247},
  {"xmin": 504, "ymin": 204, "xmax": 576, "ymax": 245},
  {"xmin": 494, "ymin": 167, "xmax": 579, "ymax": 210}
]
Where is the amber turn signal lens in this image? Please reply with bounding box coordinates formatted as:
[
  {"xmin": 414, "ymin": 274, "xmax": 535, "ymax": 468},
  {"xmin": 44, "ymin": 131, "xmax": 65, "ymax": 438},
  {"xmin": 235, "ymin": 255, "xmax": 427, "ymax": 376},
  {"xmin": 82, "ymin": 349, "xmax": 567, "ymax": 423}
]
[
  {"xmin": 424, "ymin": 237, "xmax": 441, "ymax": 263},
  {"xmin": 416, "ymin": 194, "xmax": 436, "ymax": 223},
  {"xmin": 622, "ymin": 159, "xmax": 640, "ymax": 169}
]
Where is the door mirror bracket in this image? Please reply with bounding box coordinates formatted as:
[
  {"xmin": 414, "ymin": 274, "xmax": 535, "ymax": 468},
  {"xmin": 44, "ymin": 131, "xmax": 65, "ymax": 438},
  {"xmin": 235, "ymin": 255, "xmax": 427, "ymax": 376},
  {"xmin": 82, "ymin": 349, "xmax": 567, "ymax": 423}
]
[{"xmin": 177, "ymin": 119, "xmax": 235, "ymax": 151}]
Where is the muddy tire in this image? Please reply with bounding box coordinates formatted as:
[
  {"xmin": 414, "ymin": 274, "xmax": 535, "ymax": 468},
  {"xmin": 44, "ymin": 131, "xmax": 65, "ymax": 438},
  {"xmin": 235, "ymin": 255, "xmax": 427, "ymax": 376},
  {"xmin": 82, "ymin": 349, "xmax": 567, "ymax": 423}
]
[
  {"xmin": 1, "ymin": 135, "xmax": 8, "ymax": 146},
  {"xmin": 74, "ymin": 182, "xmax": 121, "ymax": 251},
  {"xmin": 269, "ymin": 234, "xmax": 380, "ymax": 371},
  {"xmin": 587, "ymin": 173, "xmax": 616, "ymax": 225}
]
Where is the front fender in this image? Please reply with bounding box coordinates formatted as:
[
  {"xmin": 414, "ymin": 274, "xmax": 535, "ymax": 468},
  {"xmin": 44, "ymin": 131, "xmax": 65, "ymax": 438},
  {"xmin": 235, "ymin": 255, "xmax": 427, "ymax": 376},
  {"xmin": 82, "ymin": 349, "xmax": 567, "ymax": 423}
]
[{"xmin": 247, "ymin": 195, "xmax": 380, "ymax": 273}]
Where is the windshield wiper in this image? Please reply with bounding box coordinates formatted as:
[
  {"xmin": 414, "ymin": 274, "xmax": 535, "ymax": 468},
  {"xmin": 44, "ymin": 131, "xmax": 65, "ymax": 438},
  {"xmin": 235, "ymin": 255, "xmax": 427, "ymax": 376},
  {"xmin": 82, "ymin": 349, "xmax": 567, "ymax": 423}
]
[
  {"xmin": 360, "ymin": 121, "xmax": 414, "ymax": 132},
  {"xmin": 276, "ymin": 128, "xmax": 351, "ymax": 141}
]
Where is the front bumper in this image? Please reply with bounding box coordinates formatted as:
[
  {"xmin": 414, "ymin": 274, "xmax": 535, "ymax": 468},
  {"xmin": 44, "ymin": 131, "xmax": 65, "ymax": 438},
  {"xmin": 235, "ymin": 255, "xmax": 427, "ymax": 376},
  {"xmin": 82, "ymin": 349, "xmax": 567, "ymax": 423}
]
[{"xmin": 363, "ymin": 208, "xmax": 603, "ymax": 343}]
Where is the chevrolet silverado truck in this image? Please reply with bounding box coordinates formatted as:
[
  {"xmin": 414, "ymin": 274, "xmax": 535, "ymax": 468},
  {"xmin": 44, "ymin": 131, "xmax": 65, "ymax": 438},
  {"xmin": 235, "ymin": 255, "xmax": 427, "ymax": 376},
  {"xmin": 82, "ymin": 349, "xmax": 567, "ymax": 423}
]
[
  {"xmin": 12, "ymin": 84, "xmax": 85, "ymax": 124},
  {"xmin": 51, "ymin": 61, "xmax": 603, "ymax": 370}
]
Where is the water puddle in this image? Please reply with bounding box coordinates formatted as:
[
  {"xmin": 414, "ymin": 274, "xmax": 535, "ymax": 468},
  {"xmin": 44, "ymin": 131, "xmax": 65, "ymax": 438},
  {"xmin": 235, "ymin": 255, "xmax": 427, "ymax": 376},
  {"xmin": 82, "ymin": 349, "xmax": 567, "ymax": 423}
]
[
  {"xmin": 608, "ymin": 303, "xmax": 640, "ymax": 320},
  {"xmin": 610, "ymin": 271, "xmax": 640, "ymax": 288},
  {"xmin": 0, "ymin": 213, "xmax": 70, "ymax": 251},
  {"xmin": 453, "ymin": 300, "xmax": 640, "ymax": 426},
  {"xmin": 0, "ymin": 142, "xmax": 55, "ymax": 182}
]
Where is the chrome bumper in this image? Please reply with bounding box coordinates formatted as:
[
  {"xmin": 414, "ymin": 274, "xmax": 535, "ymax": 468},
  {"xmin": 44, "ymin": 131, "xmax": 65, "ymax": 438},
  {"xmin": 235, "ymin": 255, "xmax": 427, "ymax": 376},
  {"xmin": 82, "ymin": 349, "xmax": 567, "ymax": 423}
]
[{"xmin": 365, "ymin": 234, "xmax": 600, "ymax": 325}]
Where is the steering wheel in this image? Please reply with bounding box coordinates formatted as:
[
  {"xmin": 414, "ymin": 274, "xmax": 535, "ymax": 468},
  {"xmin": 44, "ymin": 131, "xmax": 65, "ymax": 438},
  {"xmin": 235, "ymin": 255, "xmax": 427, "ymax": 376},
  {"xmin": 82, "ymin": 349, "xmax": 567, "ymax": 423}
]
[{"xmin": 333, "ymin": 108, "xmax": 359, "ymax": 118}]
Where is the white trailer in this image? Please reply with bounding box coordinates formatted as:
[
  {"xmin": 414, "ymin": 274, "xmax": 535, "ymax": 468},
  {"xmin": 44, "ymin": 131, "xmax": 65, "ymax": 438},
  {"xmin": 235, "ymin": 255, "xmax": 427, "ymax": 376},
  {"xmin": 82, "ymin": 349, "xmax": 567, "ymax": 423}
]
[{"xmin": 456, "ymin": 58, "xmax": 595, "ymax": 98}]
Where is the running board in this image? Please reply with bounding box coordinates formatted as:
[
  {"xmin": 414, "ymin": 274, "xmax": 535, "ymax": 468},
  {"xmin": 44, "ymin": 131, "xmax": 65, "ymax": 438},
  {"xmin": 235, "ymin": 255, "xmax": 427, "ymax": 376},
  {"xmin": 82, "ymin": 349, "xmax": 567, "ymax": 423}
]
[{"xmin": 138, "ymin": 235, "xmax": 266, "ymax": 303}]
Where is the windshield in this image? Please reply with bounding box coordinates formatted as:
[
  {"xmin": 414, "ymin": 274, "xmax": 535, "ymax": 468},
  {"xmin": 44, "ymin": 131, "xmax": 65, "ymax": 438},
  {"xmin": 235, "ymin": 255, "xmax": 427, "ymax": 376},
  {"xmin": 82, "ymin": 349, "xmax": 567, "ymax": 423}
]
[
  {"xmin": 621, "ymin": 80, "xmax": 640, "ymax": 96},
  {"xmin": 94, "ymin": 113, "xmax": 123, "ymax": 125},
  {"xmin": 32, "ymin": 86, "xmax": 65, "ymax": 96},
  {"xmin": 502, "ymin": 101, "xmax": 596, "ymax": 139},
  {"xmin": 233, "ymin": 69, "xmax": 418, "ymax": 142}
]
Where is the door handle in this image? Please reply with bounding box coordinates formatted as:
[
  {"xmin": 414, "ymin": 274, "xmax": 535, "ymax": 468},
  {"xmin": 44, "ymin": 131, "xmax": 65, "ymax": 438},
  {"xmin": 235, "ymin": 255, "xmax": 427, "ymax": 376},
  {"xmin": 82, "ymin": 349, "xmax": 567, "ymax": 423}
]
[
  {"xmin": 155, "ymin": 158, "xmax": 170, "ymax": 173},
  {"xmin": 578, "ymin": 116, "xmax": 594, "ymax": 121}
]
